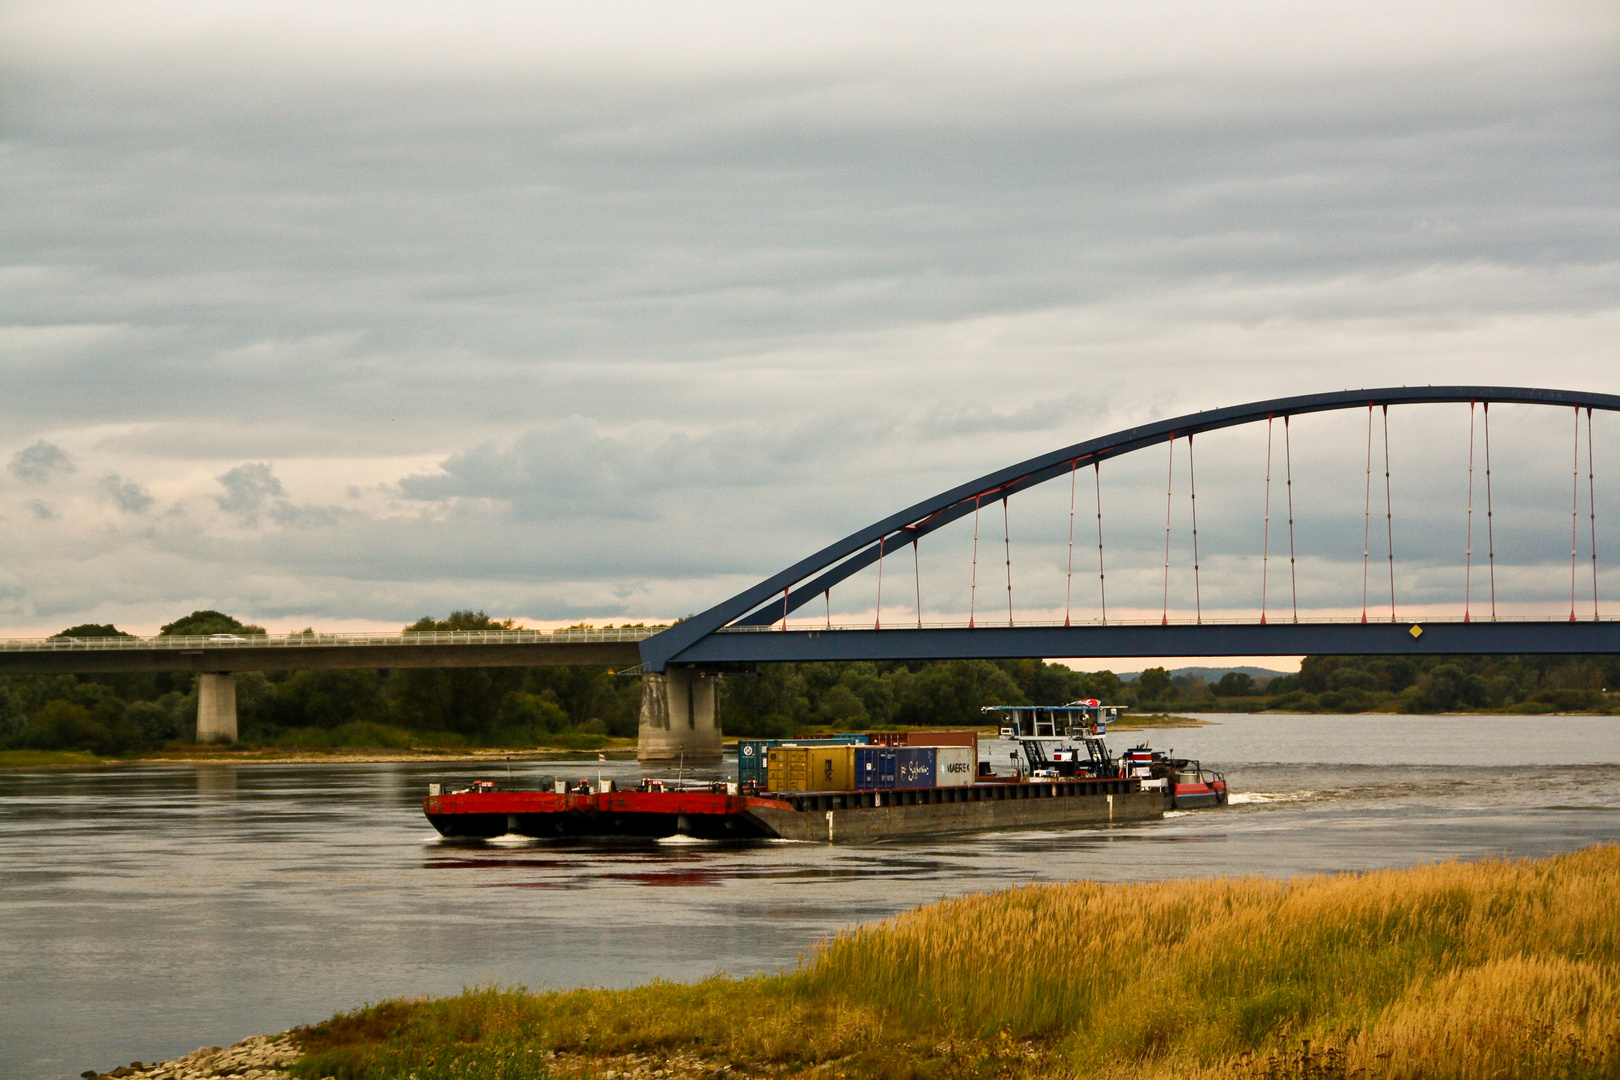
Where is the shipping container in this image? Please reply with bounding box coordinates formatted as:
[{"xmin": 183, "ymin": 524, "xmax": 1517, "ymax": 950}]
[
  {"xmin": 737, "ymin": 740, "xmax": 774, "ymax": 786},
  {"xmin": 739, "ymin": 734, "xmax": 867, "ymax": 786},
  {"xmin": 768, "ymin": 745, "xmax": 856, "ymax": 792},
  {"xmin": 893, "ymin": 746, "xmax": 937, "ymax": 789},
  {"xmin": 904, "ymin": 730, "xmax": 980, "ymax": 758},
  {"xmin": 808, "ymin": 745, "xmax": 855, "ymax": 791},
  {"xmin": 934, "ymin": 745, "xmax": 976, "ymax": 787},
  {"xmin": 853, "ymin": 746, "xmax": 897, "ymax": 789},
  {"xmin": 767, "ymin": 746, "xmax": 806, "ymax": 792}
]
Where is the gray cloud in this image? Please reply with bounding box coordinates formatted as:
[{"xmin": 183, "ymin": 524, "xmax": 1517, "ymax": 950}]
[
  {"xmin": 0, "ymin": 0, "xmax": 1615, "ymax": 631},
  {"xmin": 8, "ymin": 441, "xmax": 75, "ymax": 483},
  {"xmin": 398, "ymin": 414, "xmax": 897, "ymax": 520},
  {"xmin": 97, "ymin": 472, "xmax": 154, "ymax": 514},
  {"xmin": 214, "ymin": 463, "xmax": 286, "ymax": 523}
]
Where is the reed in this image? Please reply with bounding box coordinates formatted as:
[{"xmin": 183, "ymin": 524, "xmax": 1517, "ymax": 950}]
[{"xmin": 292, "ymin": 846, "xmax": 1620, "ymax": 1079}]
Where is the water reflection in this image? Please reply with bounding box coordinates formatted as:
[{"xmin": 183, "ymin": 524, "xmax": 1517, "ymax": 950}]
[{"xmin": 195, "ymin": 764, "xmax": 237, "ymax": 800}]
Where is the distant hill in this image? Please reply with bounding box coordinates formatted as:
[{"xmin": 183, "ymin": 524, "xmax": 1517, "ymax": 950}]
[{"xmin": 1118, "ymin": 666, "xmax": 1290, "ymax": 684}]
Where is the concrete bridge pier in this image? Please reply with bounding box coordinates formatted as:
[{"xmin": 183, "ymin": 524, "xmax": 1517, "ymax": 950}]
[
  {"xmin": 196, "ymin": 672, "xmax": 238, "ymax": 743},
  {"xmin": 637, "ymin": 667, "xmax": 721, "ymax": 763}
]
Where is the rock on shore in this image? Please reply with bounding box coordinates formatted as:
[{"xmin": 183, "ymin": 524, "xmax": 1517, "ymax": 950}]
[{"xmin": 82, "ymin": 1034, "xmax": 298, "ymax": 1080}]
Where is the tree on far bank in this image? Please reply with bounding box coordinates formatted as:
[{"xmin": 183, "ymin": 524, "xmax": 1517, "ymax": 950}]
[
  {"xmin": 159, "ymin": 610, "xmax": 267, "ymax": 637},
  {"xmin": 54, "ymin": 624, "xmax": 132, "ymax": 638},
  {"xmin": 390, "ymin": 611, "xmax": 525, "ymax": 735},
  {"xmin": 1133, "ymin": 667, "xmax": 1175, "ymax": 703}
]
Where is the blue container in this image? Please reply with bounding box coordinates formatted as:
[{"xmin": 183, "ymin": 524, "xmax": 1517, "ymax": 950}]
[
  {"xmin": 737, "ymin": 740, "xmax": 775, "ymax": 786},
  {"xmin": 893, "ymin": 746, "xmax": 937, "ymax": 789},
  {"xmin": 853, "ymin": 747, "xmax": 896, "ymax": 790}
]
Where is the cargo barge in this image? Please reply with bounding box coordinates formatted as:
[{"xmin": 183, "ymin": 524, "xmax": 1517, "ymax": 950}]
[{"xmin": 422, "ymin": 703, "xmax": 1226, "ymax": 843}]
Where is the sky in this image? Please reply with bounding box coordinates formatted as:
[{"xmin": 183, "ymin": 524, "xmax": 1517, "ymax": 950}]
[{"xmin": 1, "ymin": 0, "xmax": 1617, "ymax": 640}]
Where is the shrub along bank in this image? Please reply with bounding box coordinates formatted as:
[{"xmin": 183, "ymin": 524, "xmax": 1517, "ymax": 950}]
[{"xmin": 290, "ymin": 846, "xmax": 1620, "ymax": 1080}]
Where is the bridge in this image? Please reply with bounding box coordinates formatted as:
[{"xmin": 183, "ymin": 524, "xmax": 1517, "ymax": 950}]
[
  {"xmin": 4, "ymin": 386, "xmax": 1615, "ymax": 758},
  {"xmin": 0, "ymin": 629, "xmax": 649, "ymax": 740}
]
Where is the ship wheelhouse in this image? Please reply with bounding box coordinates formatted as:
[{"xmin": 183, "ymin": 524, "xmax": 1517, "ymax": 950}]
[{"xmin": 981, "ymin": 702, "xmax": 1124, "ymax": 780}]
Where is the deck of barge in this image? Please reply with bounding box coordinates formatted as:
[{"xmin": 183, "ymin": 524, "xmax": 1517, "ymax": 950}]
[{"xmin": 424, "ymin": 776, "xmax": 1165, "ymax": 842}]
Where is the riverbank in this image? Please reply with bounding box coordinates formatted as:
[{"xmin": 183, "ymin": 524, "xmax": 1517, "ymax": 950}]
[
  {"xmin": 0, "ymin": 741, "xmax": 642, "ymax": 771},
  {"xmin": 1107, "ymin": 712, "xmax": 1211, "ymax": 729},
  {"xmin": 212, "ymin": 846, "xmax": 1620, "ymax": 1080},
  {"xmin": 27, "ymin": 710, "xmax": 1617, "ymax": 773},
  {"xmin": 2, "ymin": 721, "xmax": 1218, "ymax": 771},
  {"xmin": 82, "ymin": 1036, "xmax": 297, "ymax": 1080}
]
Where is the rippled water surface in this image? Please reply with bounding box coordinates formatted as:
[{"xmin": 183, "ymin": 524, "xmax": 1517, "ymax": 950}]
[{"xmin": 3, "ymin": 713, "xmax": 1618, "ymax": 1079}]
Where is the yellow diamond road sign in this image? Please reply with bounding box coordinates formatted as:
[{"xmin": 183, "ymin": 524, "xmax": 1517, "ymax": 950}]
[{"xmin": 1410, "ymin": 624, "xmax": 1424, "ymax": 639}]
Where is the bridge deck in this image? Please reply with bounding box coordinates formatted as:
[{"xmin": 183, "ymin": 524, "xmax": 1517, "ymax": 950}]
[
  {"xmin": 0, "ymin": 629, "xmax": 652, "ymax": 674},
  {"xmin": 673, "ymin": 619, "xmax": 1620, "ymax": 664},
  {"xmin": 4, "ymin": 619, "xmax": 1616, "ymax": 674}
]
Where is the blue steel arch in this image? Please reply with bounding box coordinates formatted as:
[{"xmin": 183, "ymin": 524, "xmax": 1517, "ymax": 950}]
[{"xmin": 641, "ymin": 386, "xmax": 1620, "ymax": 669}]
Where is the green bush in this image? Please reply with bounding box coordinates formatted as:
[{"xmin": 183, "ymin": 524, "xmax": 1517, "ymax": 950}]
[
  {"xmin": 496, "ymin": 693, "xmax": 570, "ymax": 733},
  {"xmin": 13, "ymin": 700, "xmax": 140, "ymax": 755},
  {"xmin": 264, "ymin": 722, "xmax": 429, "ymax": 749}
]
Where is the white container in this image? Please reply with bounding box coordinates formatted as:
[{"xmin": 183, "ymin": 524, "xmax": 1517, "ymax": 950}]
[{"xmin": 935, "ymin": 745, "xmax": 976, "ymax": 787}]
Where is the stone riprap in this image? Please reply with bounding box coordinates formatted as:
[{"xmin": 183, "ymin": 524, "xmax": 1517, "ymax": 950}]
[{"xmin": 82, "ymin": 1035, "xmax": 298, "ymax": 1080}]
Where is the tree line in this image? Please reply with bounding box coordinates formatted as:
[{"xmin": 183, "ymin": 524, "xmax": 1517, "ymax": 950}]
[
  {"xmin": 1200, "ymin": 653, "xmax": 1617, "ymax": 714},
  {"xmin": 0, "ymin": 611, "xmax": 644, "ymax": 755},
  {"xmin": 2, "ymin": 609, "xmax": 1613, "ymax": 756}
]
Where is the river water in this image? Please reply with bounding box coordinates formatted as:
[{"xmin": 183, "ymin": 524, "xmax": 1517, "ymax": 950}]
[{"xmin": 3, "ymin": 714, "xmax": 1617, "ymax": 1079}]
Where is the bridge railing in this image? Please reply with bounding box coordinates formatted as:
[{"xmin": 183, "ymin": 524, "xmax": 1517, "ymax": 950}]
[
  {"xmin": 713, "ymin": 615, "xmax": 1605, "ymax": 632},
  {"xmin": 0, "ymin": 628, "xmax": 662, "ymax": 651}
]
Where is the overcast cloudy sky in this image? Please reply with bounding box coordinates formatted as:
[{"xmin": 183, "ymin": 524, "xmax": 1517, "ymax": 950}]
[{"xmin": 1, "ymin": 0, "xmax": 1616, "ymax": 637}]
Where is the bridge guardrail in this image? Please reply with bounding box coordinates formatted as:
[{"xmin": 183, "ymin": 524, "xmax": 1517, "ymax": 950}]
[
  {"xmin": 713, "ymin": 615, "xmax": 1610, "ymax": 632},
  {"xmin": 0, "ymin": 628, "xmax": 662, "ymax": 651}
]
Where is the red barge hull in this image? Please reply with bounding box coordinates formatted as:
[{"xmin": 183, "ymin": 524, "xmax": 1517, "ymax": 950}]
[
  {"xmin": 423, "ymin": 776, "xmax": 1200, "ymax": 843},
  {"xmin": 425, "ymin": 788, "xmax": 784, "ymax": 840}
]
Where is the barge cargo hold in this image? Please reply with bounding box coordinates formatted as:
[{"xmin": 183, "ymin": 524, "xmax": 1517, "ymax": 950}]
[{"xmin": 423, "ymin": 776, "xmax": 1163, "ymax": 842}]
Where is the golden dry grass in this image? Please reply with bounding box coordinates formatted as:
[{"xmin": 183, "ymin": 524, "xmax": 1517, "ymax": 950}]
[{"xmin": 293, "ymin": 845, "xmax": 1620, "ymax": 1080}]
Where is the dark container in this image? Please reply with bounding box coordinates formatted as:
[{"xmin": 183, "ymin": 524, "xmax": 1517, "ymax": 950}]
[
  {"xmin": 854, "ymin": 747, "xmax": 897, "ymax": 790},
  {"xmin": 893, "ymin": 746, "xmax": 937, "ymax": 789},
  {"xmin": 737, "ymin": 740, "xmax": 775, "ymax": 786}
]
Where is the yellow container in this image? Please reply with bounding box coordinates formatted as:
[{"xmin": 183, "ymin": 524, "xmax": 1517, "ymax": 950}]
[
  {"xmin": 767, "ymin": 745, "xmax": 855, "ymax": 792},
  {"xmin": 767, "ymin": 746, "xmax": 809, "ymax": 792}
]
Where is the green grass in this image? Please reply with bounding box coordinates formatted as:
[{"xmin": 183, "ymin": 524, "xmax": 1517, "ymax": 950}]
[
  {"xmin": 211, "ymin": 726, "xmax": 632, "ymax": 754},
  {"xmin": 0, "ymin": 748, "xmax": 104, "ymax": 768},
  {"xmin": 1110, "ymin": 713, "xmax": 1213, "ymax": 729},
  {"xmin": 262, "ymin": 722, "xmax": 431, "ymax": 750},
  {"xmin": 290, "ymin": 846, "xmax": 1620, "ymax": 1080}
]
